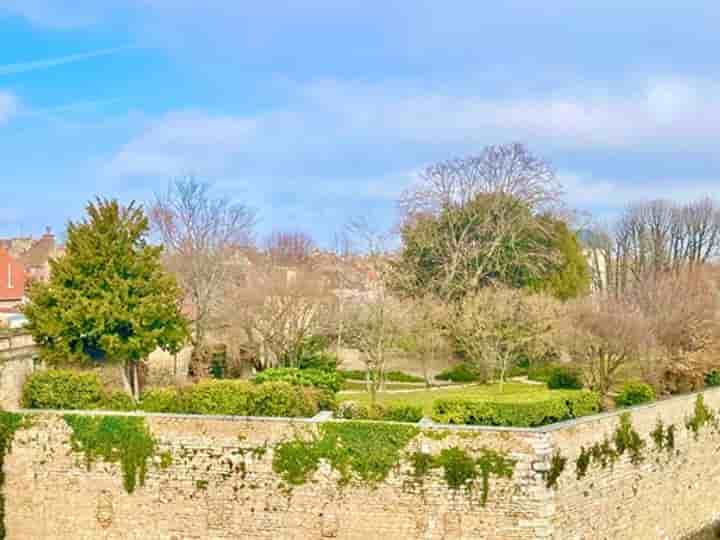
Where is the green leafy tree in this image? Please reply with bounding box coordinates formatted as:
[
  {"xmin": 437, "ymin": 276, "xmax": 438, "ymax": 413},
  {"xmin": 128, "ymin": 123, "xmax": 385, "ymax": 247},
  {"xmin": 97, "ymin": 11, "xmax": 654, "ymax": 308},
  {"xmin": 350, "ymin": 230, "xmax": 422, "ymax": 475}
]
[
  {"xmin": 529, "ymin": 220, "xmax": 591, "ymax": 300},
  {"xmin": 23, "ymin": 199, "xmax": 189, "ymax": 400}
]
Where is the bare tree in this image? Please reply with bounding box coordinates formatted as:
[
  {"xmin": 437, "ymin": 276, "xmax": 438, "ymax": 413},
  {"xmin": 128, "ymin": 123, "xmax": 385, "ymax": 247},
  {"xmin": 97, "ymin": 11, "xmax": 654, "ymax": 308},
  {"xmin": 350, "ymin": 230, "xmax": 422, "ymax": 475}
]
[
  {"xmin": 397, "ymin": 143, "xmax": 565, "ymax": 299},
  {"xmin": 265, "ymin": 230, "xmax": 316, "ymax": 265},
  {"xmin": 150, "ymin": 176, "xmax": 256, "ymax": 346},
  {"xmin": 219, "ymin": 254, "xmax": 334, "ymax": 370},
  {"xmin": 397, "ymin": 295, "xmax": 450, "ymax": 387},
  {"xmin": 587, "ymin": 196, "xmax": 720, "ymax": 297},
  {"xmin": 340, "ymin": 218, "xmax": 405, "ymax": 402},
  {"xmin": 448, "ymin": 287, "xmax": 554, "ymax": 391}
]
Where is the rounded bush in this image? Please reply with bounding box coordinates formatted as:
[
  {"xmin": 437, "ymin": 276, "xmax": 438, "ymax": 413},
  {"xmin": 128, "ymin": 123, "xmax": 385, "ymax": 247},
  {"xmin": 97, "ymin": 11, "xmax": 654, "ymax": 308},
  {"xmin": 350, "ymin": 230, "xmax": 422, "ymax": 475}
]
[
  {"xmin": 435, "ymin": 363, "xmax": 484, "ymax": 383},
  {"xmin": 253, "ymin": 367, "xmax": 342, "ymax": 393},
  {"xmin": 705, "ymin": 370, "xmax": 720, "ymax": 387},
  {"xmin": 615, "ymin": 382, "xmax": 656, "ymax": 407},
  {"xmin": 547, "ymin": 367, "xmax": 583, "ymax": 390}
]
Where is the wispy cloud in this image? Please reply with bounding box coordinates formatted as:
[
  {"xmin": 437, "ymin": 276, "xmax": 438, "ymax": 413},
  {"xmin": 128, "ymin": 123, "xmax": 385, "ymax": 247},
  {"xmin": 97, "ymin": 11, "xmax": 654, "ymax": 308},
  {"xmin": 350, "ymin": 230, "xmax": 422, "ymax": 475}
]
[
  {"xmin": 0, "ymin": 46, "xmax": 134, "ymax": 76},
  {"xmin": 0, "ymin": 91, "xmax": 19, "ymax": 123}
]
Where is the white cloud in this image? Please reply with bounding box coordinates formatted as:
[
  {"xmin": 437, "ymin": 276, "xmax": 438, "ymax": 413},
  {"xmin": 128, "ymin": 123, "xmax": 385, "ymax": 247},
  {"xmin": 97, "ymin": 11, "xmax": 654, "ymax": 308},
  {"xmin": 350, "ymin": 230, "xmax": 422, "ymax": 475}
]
[
  {"xmin": 103, "ymin": 76, "xmax": 720, "ymax": 217},
  {"xmin": 561, "ymin": 171, "xmax": 720, "ymax": 210},
  {"xmin": 298, "ymin": 77, "xmax": 720, "ymax": 149},
  {"xmin": 0, "ymin": 46, "xmax": 133, "ymax": 76},
  {"xmin": 0, "ymin": 92, "xmax": 18, "ymax": 124},
  {"xmin": 105, "ymin": 110, "xmax": 258, "ymax": 177}
]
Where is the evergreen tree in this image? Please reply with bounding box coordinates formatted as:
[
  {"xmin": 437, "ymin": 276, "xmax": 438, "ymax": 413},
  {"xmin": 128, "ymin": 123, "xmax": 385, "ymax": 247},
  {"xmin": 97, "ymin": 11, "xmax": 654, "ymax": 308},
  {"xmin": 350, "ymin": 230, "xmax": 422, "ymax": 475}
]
[{"xmin": 23, "ymin": 199, "xmax": 189, "ymax": 399}]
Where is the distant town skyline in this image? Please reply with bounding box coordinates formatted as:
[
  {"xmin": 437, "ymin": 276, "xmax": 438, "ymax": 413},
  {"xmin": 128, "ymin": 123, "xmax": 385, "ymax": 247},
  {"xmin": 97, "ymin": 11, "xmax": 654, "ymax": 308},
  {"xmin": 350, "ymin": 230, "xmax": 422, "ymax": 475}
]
[{"xmin": 3, "ymin": 2, "xmax": 720, "ymax": 245}]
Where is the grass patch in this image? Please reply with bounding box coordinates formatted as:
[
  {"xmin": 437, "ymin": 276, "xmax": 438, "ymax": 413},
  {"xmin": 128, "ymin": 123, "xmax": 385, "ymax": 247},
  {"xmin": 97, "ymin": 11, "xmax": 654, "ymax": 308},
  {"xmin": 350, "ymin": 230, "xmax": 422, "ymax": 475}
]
[{"xmin": 341, "ymin": 382, "xmax": 576, "ymax": 416}]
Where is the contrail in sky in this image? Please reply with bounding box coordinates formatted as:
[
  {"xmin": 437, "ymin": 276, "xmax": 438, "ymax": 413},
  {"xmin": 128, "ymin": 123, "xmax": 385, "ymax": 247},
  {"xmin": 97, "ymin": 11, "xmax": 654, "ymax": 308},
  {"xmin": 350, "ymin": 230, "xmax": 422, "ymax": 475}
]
[{"xmin": 0, "ymin": 46, "xmax": 134, "ymax": 76}]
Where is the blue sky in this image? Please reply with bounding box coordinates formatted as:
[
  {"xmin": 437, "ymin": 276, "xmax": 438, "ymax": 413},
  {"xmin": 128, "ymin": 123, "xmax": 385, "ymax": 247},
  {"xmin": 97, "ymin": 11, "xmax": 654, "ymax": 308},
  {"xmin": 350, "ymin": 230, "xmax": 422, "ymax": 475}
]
[{"xmin": 2, "ymin": 2, "xmax": 720, "ymax": 245}]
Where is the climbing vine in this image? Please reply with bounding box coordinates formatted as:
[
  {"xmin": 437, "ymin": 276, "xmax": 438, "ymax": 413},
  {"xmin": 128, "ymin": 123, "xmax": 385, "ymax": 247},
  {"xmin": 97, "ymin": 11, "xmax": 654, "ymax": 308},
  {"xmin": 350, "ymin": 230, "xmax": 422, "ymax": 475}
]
[
  {"xmin": 272, "ymin": 424, "xmax": 515, "ymax": 505},
  {"xmin": 685, "ymin": 394, "xmax": 716, "ymax": 439},
  {"xmin": 614, "ymin": 413, "xmax": 645, "ymax": 465},
  {"xmin": 0, "ymin": 412, "xmax": 31, "ymax": 540},
  {"xmin": 64, "ymin": 414, "xmax": 157, "ymax": 494},
  {"xmin": 545, "ymin": 450, "xmax": 567, "ymax": 489},
  {"xmin": 273, "ymin": 422, "xmax": 419, "ymax": 486},
  {"xmin": 650, "ymin": 419, "xmax": 676, "ymax": 454}
]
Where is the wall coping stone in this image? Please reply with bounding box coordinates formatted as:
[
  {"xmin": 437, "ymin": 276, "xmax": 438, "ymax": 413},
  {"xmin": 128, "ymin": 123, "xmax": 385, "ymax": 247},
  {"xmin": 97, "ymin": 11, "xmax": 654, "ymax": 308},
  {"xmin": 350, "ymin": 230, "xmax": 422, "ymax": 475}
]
[{"xmin": 11, "ymin": 384, "xmax": 720, "ymax": 434}]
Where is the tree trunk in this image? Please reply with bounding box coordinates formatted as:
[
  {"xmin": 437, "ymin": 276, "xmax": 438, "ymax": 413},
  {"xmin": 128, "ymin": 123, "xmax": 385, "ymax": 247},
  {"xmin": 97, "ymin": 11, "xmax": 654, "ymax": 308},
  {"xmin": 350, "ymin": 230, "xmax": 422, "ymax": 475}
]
[{"xmin": 121, "ymin": 364, "xmax": 133, "ymax": 398}]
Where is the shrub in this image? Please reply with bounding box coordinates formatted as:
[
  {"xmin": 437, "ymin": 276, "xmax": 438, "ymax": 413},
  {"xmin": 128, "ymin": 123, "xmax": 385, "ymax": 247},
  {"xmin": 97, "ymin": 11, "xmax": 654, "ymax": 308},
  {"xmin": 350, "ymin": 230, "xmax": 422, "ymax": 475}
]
[
  {"xmin": 139, "ymin": 387, "xmax": 184, "ymax": 413},
  {"xmin": 705, "ymin": 370, "xmax": 720, "ymax": 387},
  {"xmin": 615, "ymin": 382, "xmax": 656, "ymax": 408},
  {"xmin": 282, "ymin": 336, "xmax": 339, "ymax": 372},
  {"xmin": 431, "ymin": 390, "xmax": 601, "ymax": 427},
  {"xmin": 564, "ymin": 390, "xmax": 602, "ymax": 417},
  {"xmin": 338, "ymin": 369, "xmax": 367, "ymax": 381},
  {"xmin": 140, "ymin": 380, "xmax": 321, "ymax": 418},
  {"xmin": 435, "ymin": 363, "xmax": 484, "ymax": 383},
  {"xmin": 547, "ymin": 366, "xmax": 583, "ymax": 390},
  {"xmin": 248, "ymin": 382, "xmax": 319, "ymax": 418},
  {"xmin": 23, "ymin": 370, "xmax": 106, "ymax": 410},
  {"xmin": 385, "ymin": 371, "xmax": 425, "ymax": 383},
  {"xmin": 181, "ymin": 380, "xmax": 254, "ymax": 416},
  {"xmin": 527, "ymin": 364, "xmax": 556, "ymax": 383},
  {"xmin": 338, "ymin": 369, "xmax": 425, "ymax": 383},
  {"xmin": 253, "ymin": 367, "xmax": 342, "ymax": 393},
  {"xmin": 99, "ymin": 391, "xmax": 136, "ymax": 411},
  {"xmin": 337, "ymin": 401, "xmax": 423, "ymax": 423}
]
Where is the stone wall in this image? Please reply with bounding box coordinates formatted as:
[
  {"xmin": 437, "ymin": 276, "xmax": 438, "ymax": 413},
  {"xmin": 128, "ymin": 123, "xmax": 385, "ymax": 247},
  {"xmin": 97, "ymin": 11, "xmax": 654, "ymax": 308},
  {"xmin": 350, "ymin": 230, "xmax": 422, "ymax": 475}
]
[
  {"xmin": 548, "ymin": 389, "xmax": 720, "ymax": 540},
  {"xmin": 0, "ymin": 332, "xmax": 38, "ymax": 409},
  {"xmin": 4, "ymin": 412, "xmax": 552, "ymax": 540},
  {"xmin": 3, "ymin": 388, "xmax": 720, "ymax": 539}
]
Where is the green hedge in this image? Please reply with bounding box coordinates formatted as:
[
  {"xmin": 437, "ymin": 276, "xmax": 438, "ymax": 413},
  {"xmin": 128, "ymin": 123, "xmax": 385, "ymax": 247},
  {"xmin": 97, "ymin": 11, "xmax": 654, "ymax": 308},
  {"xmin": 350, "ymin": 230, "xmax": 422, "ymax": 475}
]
[
  {"xmin": 431, "ymin": 390, "xmax": 601, "ymax": 427},
  {"xmin": 253, "ymin": 367, "xmax": 343, "ymax": 393},
  {"xmin": 435, "ymin": 363, "xmax": 484, "ymax": 383},
  {"xmin": 338, "ymin": 369, "xmax": 425, "ymax": 383},
  {"xmin": 23, "ymin": 370, "xmax": 108, "ymax": 410},
  {"xmin": 547, "ymin": 366, "xmax": 583, "ymax": 390},
  {"xmin": 615, "ymin": 382, "xmax": 656, "ymax": 407},
  {"xmin": 140, "ymin": 380, "xmax": 321, "ymax": 418},
  {"xmin": 337, "ymin": 401, "xmax": 424, "ymax": 423}
]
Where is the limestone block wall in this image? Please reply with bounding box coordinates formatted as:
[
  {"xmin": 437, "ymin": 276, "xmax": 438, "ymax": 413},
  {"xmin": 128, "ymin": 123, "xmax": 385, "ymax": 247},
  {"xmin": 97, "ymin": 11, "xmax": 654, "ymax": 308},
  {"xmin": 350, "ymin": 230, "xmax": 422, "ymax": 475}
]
[
  {"xmin": 548, "ymin": 389, "xmax": 720, "ymax": 540},
  {"xmin": 3, "ymin": 412, "xmax": 552, "ymax": 540},
  {"xmin": 0, "ymin": 332, "xmax": 38, "ymax": 409},
  {"xmin": 3, "ymin": 388, "xmax": 720, "ymax": 539}
]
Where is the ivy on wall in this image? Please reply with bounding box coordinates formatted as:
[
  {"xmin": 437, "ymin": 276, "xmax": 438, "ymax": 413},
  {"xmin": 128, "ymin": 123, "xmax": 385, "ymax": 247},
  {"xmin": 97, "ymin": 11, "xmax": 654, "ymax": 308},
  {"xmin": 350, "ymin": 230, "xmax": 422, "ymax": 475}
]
[
  {"xmin": 563, "ymin": 394, "xmax": 720, "ymax": 486},
  {"xmin": 272, "ymin": 422, "xmax": 516, "ymax": 505},
  {"xmin": 63, "ymin": 414, "xmax": 157, "ymax": 494},
  {"xmin": 273, "ymin": 422, "xmax": 419, "ymax": 486}
]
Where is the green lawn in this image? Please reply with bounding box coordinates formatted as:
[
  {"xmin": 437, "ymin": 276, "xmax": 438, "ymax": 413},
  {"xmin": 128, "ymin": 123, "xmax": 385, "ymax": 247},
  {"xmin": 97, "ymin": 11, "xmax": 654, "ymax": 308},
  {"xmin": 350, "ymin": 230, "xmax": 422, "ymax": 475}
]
[
  {"xmin": 341, "ymin": 381, "xmax": 568, "ymax": 415},
  {"xmin": 341, "ymin": 380, "xmax": 429, "ymax": 391}
]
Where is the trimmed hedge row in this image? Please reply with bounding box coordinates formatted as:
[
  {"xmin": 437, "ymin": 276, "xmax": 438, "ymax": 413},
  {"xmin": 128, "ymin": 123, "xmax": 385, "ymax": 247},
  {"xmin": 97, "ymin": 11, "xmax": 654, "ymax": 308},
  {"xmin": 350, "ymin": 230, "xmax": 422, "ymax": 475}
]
[
  {"xmin": 431, "ymin": 390, "xmax": 601, "ymax": 427},
  {"xmin": 338, "ymin": 369, "xmax": 425, "ymax": 383},
  {"xmin": 253, "ymin": 367, "xmax": 343, "ymax": 393},
  {"xmin": 23, "ymin": 371, "xmax": 327, "ymax": 418},
  {"xmin": 141, "ymin": 380, "xmax": 324, "ymax": 417},
  {"xmin": 336, "ymin": 401, "xmax": 424, "ymax": 423},
  {"xmin": 22, "ymin": 370, "xmax": 134, "ymax": 411}
]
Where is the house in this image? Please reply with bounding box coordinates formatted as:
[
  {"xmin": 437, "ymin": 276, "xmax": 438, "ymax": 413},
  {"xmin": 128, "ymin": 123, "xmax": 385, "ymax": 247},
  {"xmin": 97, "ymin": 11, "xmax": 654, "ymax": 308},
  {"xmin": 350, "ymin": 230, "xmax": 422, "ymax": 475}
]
[
  {"xmin": 18, "ymin": 227, "xmax": 62, "ymax": 283},
  {"xmin": 0, "ymin": 247, "xmax": 26, "ymax": 309}
]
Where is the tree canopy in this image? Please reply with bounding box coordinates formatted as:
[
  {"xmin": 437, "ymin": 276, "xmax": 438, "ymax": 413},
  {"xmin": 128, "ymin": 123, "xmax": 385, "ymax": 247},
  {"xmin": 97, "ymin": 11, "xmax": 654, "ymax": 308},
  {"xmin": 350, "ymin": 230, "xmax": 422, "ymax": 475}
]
[{"xmin": 24, "ymin": 199, "xmax": 189, "ymax": 372}]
